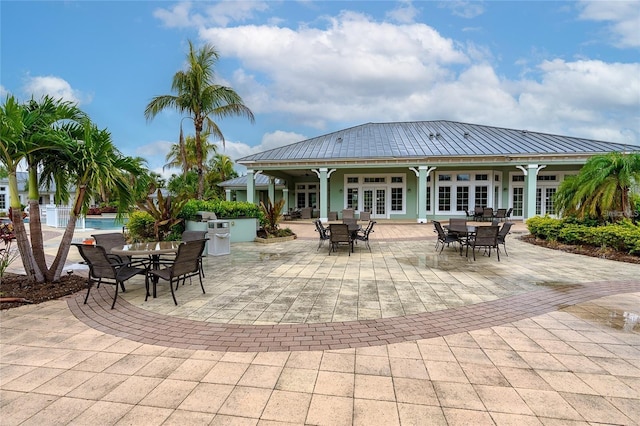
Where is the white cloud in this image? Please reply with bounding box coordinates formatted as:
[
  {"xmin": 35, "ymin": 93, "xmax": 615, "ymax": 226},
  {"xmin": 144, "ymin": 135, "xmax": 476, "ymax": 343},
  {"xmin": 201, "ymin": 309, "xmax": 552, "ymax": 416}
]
[
  {"xmin": 22, "ymin": 75, "xmax": 86, "ymax": 104},
  {"xmin": 0, "ymin": 85, "xmax": 8, "ymax": 97},
  {"xmin": 439, "ymin": 1, "xmax": 485, "ymax": 19},
  {"xmin": 154, "ymin": 2, "xmax": 638, "ymax": 149},
  {"xmin": 578, "ymin": 0, "xmax": 640, "ymax": 48},
  {"xmin": 386, "ymin": 0, "xmax": 420, "ymax": 24},
  {"xmin": 154, "ymin": 0, "xmax": 269, "ymax": 28}
]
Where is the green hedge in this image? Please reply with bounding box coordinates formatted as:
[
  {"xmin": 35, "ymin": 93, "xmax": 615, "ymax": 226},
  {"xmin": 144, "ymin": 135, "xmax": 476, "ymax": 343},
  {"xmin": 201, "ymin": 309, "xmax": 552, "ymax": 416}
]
[
  {"xmin": 180, "ymin": 200, "xmax": 265, "ymax": 224},
  {"xmin": 526, "ymin": 216, "xmax": 640, "ymax": 255}
]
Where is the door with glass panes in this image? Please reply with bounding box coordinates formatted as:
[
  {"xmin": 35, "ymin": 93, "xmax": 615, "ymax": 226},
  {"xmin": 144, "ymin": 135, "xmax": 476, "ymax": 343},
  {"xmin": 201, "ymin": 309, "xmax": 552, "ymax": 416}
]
[{"xmin": 363, "ymin": 188, "xmax": 387, "ymax": 219}]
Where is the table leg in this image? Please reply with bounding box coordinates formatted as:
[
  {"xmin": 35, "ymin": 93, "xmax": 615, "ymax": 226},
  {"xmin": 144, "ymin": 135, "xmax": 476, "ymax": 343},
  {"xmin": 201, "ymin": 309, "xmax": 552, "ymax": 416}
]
[{"xmin": 151, "ymin": 254, "xmax": 160, "ymax": 298}]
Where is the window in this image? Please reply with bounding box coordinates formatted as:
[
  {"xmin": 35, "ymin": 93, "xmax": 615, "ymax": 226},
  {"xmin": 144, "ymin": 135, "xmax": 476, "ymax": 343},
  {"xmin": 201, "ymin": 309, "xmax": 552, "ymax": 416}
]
[
  {"xmin": 426, "ymin": 186, "xmax": 431, "ymax": 211},
  {"xmin": 391, "ymin": 188, "xmax": 403, "ymax": 211},
  {"xmin": 438, "ymin": 174, "xmax": 451, "ymax": 181},
  {"xmin": 494, "ymin": 175, "xmax": 500, "ymax": 181},
  {"xmin": 474, "ymin": 186, "xmax": 488, "ymax": 208},
  {"xmin": 0, "ymin": 193, "xmax": 5, "ymax": 210},
  {"xmin": 364, "ymin": 177, "xmax": 386, "ymax": 183},
  {"xmin": 347, "ymin": 188, "xmax": 358, "ymax": 209},
  {"xmin": 537, "ymin": 175, "xmax": 557, "ymax": 181},
  {"xmin": 297, "ymin": 192, "xmax": 306, "ymax": 208},
  {"xmin": 512, "ymin": 175, "xmax": 525, "ymax": 182},
  {"xmin": 512, "ymin": 187, "xmax": 524, "ymax": 216},
  {"xmin": 457, "ymin": 174, "xmax": 470, "ymax": 181},
  {"xmin": 456, "ymin": 186, "xmax": 469, "ymax": 211},
  {"xmin": 347, "ymin": 177, "xmax": 359, "ymax": 183},
  {"xmin": 296, "ymin": 184, "xmax": 318, "ymax": 208},
  {"xmin": 438, "ymin": 187, "xmax": 451, "ymax": 211},
  {"xmin": 475, "ymin": 174, "xmax": 488, "ymax": 181},
  {"xmin": 391, "ymin": 176, "xmax": 403, "ymax": 183}
]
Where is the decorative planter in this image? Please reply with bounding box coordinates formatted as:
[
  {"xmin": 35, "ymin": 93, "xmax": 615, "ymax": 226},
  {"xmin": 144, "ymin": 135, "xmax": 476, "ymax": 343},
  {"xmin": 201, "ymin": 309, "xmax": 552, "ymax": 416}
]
[{"xmin": 254, "ymin": 235, "xmax": 297, "ymax": 244}]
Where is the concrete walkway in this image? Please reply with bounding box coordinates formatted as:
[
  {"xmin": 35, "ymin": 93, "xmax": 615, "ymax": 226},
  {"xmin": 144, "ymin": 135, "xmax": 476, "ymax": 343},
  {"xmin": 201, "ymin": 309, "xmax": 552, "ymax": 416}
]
[{"xmin": 1, "ymin": 220, "xmax": 639, "ymax": 425}]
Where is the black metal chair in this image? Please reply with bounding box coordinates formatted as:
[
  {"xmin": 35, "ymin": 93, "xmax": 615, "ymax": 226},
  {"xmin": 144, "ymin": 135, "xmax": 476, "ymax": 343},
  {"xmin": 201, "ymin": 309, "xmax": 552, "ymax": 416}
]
[
  {"xmin": 505, "ymin": 207, "xmax": 514, "ymax": 221},
  {"xmin": 433, "ymin": 220, "xmax": 459, "ymax": 252},
  {"xmin": 497, "ymin": 222, "xmax": 514, "ymax": 256},
  {"xmin": 466, "ymin": 225, "xmax": 500, "ymax": 261},
  {"xmin": 482, "ymin": 207, "xmax": 494, "ymax": 222},
  {"xmin": 328, "ymin": 223, "xmax": 353, "ymax": 256},
  {"xmin": 355, "ymin": 220, "xmax": 376, "ymax": 251},
  {"xmin": 93, "ymin": 232, "xmax": 148, "ymax": 270},
  {"xmin": 494, "ymin": 208, "xmax": 507, "ymax": 222},
  {"xmin": 472, "ymin": 206, "xmax": 484, "ymax": 221},
  {"xmin": 314, "ymin": 219, "xmax": 331, "ymax": 250},
  {"xmin": 146, "ymin": 239, "xmax": 207, "ymax": 306},
  {"xmin": 73, "ymin": 243, "xmax": 148, "ymax": 309},
  {"xmin": 182, "ymin": 230, "xmax": 208, "ymax": 278}
]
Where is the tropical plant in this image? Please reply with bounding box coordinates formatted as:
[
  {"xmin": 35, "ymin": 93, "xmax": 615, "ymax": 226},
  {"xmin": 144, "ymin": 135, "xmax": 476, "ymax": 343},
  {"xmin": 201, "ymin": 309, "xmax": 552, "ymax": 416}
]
[
  {"xmin": 555, "ymin": 152, "xmax": 640, "ymax": 221},
  {"xmin": 137, "ymin": 189, "xmax": 187, "ymax": 241},
  {"xmin": 259, "ymin": 198, "xmax": 285, "ymax": 236},
  {"xmin": 145, "ymin": 39, "xmax": 254, "ymax": 199},
  {"xmin": 163, "ymin": 133, "xmax": 217, "ymax": 174}
]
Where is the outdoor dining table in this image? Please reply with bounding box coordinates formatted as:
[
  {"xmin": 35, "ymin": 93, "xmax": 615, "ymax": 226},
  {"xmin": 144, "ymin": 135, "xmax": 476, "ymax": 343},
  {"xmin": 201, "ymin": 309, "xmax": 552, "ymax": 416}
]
[
  {"xmin": 112, "ymin": 241, "xmax": 182, "ymax": 298},
  {"xmin": 445, "ymin": 224, "xmax": 477, "ymax": 256}
]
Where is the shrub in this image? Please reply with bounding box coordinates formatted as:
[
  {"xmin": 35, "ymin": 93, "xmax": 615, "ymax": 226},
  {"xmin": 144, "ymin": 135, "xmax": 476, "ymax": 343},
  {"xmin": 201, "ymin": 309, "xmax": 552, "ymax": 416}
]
[
  {"xmin": 180, "ymin": 199, "xmax": 264, "ymax": 223},
  {"xmin": 526, "ymin": 216, "xmax": 640, "ymax": 255},
  {"xmin": 126, "ymin": 210, "xmax": 155, "ymax": 242}
]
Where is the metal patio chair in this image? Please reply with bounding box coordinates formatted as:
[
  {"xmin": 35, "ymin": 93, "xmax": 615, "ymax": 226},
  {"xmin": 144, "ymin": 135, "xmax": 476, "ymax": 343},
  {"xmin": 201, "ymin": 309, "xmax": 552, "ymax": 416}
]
[{"xmin": 328, "ymin": 223, "xmax": 353, "ymax": 256}]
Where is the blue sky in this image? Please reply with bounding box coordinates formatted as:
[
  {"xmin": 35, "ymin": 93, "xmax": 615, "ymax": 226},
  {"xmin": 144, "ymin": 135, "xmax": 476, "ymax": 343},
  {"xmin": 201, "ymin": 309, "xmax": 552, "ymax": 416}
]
[{"xmin": 2, "ymin": 1, "xmax": 639, "ymax": 177}]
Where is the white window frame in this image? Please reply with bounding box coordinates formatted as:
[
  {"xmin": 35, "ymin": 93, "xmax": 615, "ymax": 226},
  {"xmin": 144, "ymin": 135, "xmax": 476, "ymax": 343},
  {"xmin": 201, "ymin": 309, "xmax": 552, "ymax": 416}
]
[{"xmin": 344, "ymin": 173, "xmax": 406, "ymax": 216}]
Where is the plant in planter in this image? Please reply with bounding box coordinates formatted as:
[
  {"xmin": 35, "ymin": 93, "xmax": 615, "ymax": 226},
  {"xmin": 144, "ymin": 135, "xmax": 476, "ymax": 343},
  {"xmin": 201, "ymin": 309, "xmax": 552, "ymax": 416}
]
[
  {"xmin": 137, "ymin": 189, "xmax": 186, "ymax": 241},
  {"xmin": 258, "ymin": 198, "xmax": 295, "ymax": 239}
]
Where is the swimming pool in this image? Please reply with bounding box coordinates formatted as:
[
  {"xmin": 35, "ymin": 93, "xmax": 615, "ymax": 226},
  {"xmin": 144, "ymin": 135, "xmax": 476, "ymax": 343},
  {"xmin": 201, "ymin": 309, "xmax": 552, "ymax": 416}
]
[{"xmin": 84, "ymin": 217, "xmax": 128, "ymax": 230}]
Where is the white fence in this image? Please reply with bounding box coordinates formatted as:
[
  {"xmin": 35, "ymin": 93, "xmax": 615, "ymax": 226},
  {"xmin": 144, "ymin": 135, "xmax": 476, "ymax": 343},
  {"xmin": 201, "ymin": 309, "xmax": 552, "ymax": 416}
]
[{"xmin": 45, "ymin": 205, "xmax": 85, "ymax": 229}]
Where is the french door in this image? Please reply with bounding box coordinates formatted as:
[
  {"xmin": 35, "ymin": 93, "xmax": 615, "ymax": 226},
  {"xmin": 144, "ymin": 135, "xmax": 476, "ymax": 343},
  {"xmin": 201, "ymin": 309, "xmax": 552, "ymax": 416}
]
[{"xmin": 363, "ymin": 188, "xmax": 387, "ymax": 219}]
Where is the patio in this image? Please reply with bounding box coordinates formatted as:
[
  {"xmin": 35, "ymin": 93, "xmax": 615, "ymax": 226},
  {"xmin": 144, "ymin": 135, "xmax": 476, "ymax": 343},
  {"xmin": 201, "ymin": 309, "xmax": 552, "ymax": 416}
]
[{"xmin": 1, "ymin": 221, "xmax": 639, "ymax": 425}]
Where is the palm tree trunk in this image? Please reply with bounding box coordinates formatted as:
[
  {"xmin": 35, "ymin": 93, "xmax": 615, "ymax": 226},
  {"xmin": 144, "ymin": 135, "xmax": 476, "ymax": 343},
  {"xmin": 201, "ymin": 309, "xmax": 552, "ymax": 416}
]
[
  {"xmin": 47, "ymin": 188, "xmax": 85, "ymax": 282},
  {"xmin": 28, "ymin": 200, "xmax": 48, "ymax": 275},
  {"xmin": 195, "ymin": 125, "xmax": 204, "ymax": 199}
]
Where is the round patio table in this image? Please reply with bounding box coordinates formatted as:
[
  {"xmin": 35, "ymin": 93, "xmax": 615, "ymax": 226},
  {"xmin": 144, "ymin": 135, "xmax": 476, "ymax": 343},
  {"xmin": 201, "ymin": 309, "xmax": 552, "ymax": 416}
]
[{"xmin": 112, "ymin": 241, "xmax": 182, "ymax": 298}]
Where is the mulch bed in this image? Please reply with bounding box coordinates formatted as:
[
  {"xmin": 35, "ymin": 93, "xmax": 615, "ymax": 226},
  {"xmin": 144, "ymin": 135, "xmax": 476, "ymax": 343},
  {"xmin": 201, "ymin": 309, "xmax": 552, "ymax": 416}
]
[{"xmin": 1, "ymin": 236, "xmax": 638, "ymax": 311}]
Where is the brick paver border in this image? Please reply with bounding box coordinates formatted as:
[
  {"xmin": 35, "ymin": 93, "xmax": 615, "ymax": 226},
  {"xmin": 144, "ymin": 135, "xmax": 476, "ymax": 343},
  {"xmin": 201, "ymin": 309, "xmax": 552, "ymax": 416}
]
[{"xmin": 68, "ymin": 281, "xmax": 640, "ymax": 352}]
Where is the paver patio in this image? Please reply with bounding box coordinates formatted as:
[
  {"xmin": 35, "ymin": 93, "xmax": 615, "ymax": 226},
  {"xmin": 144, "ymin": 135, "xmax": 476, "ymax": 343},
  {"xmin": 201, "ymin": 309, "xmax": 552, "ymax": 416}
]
[{"xmin": 1, "ymin": 221, "xmax": 639, "ymax": 425}]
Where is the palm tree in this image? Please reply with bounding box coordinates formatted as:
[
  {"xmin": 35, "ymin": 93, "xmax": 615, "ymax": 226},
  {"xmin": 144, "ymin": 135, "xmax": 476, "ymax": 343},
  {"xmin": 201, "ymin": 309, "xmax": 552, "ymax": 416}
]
[
  {"xmin": 40, "ymin": 119, "xmax": 151, "ymax": 281},
  {"xmin": 555, "ymin": 152, "xmax": 640, "ymax": 220},
  {"xmin": 209, "ymin": 153, "xmax": 237, "ymax": 183},
  {"xmin": 145, "ymin": 39, "xmax": 254, "ymax": 199},
  {"xmin": 163, "ymin": 133, "xmax": 217, "ymax": 174}
]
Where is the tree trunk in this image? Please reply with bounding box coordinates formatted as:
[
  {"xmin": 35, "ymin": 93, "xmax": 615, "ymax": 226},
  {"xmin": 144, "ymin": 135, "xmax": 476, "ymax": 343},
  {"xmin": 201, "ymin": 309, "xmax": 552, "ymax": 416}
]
[
  {"xmin": 48, "ymin": 187, "xmax": 85, "ymax": 282},
  {"xmin": 28, "ymin": 200, "xmax": 48, "ymax": 275},
  {"xmin": 11, "ymin": 209, "xmax": 44, "ymax": 283},
  {"xmin": 195, "ymin": 121, "xmax": 204, "ymax": 199}
]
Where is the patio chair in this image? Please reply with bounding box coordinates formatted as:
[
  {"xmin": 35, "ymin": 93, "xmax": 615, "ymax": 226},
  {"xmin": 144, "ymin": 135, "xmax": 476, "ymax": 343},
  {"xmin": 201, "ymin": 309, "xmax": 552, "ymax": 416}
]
[
  {"xmin": 73, "ymin": 243, "xmax": 148, "ymax": 309},
  {"xmin": 505, "ymin": 207, "xmax": 513, "ymax": 221},
  {"xmin": 473, "ymin": 206, "xmax": 484, "ymax": 221},
  {"xmin": 301, "ymin": 207, "xmax": 313, "ymax": 219},
  {"xmin": 433, "ymin": 220, "xmax": 459, "ymax": 252},
  {"xmin": 92, "ymin": 232, "xmax": 149, "ymax": 274},
  {"xmin": 466, "ymin": 225, "xmax": 500, "ymax": 261},
  {"xmin": 328, "ymin": 223, "xmax": 353, "ymax": 256},
  {"xmin": 359, "ymin": 210, "xmax": 371, "ymax": 221},
  {"xmin": 497, "ymin": 222, "xmax": 514, "ymax": 256},
  {"xmin": 146, "ymin": 239, "xmax": 207, "ymax": 306},
  {"xmin": 328, "ymin": 211, "xmax": 338, "ymax": 221},
  {"xmin": 482, "ymin": 207, "xmax": 494, "ymax": 222},
  {"xmin": 342, "ymin": 209, "xmax": 355, "ymax": 220},
  {"xmin": 494, "ymin": 208, "xmax": 507, "ymax": 222},
  {"xmin": 314, "ymin": 219, "xmax": 331, "ymax": 250},
  {"xmin": 182, "ymin": 230, "xmax": 208, "ymax": 277},
  {"xmin": 355, "ymin": 220, "xmax": 376, "ymax": 251}
]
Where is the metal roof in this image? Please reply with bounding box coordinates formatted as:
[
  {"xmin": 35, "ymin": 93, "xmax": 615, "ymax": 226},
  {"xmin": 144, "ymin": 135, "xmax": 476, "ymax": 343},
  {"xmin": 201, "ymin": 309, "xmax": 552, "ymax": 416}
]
[
  {"xmin": 218, "ymin": 174, "xmax": 285, "ymax": 188},
  {"xmin": 238, "ymin": 120, "xmax": 637, "ymax": 163}
]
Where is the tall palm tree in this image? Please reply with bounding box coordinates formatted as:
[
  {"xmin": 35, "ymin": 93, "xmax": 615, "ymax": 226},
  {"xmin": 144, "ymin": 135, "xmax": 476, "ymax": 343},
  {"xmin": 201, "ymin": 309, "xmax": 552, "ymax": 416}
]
[
  {"xmin": 145, "ymin": 39, "xmax": 254, "ymax": 199},
  {"xmin": 555, "ymin": 152, "xmax": 640, "ymax": 220},
  {"xmin": 41, "ymin": 119, "xmax": 151, "ymax": 281},
  {"xmin": 24, "ymin": 96, "xmax": 86, "ymax": 275}
]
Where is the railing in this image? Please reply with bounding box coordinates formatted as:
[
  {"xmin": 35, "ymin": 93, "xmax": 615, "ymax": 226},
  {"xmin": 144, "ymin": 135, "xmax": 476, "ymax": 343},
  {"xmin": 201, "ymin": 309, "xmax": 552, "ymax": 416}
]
[{"xmin": 45, "ymin": 205, "xmax": 85, "ymax": 229}]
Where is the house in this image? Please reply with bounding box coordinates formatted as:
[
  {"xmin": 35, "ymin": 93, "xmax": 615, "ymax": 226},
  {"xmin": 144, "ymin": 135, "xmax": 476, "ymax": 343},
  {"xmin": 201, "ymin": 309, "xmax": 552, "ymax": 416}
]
[
  {"xmin": 228, "ymin": 120, "xmax": 638, "ymax": 223},
  {"xmin": 0, "ymin": 172, "xmax": 59, "ymax": 216},
  {"xmin": 218, "ymin": 174, "xmax": 286, "ymax": 204}
]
